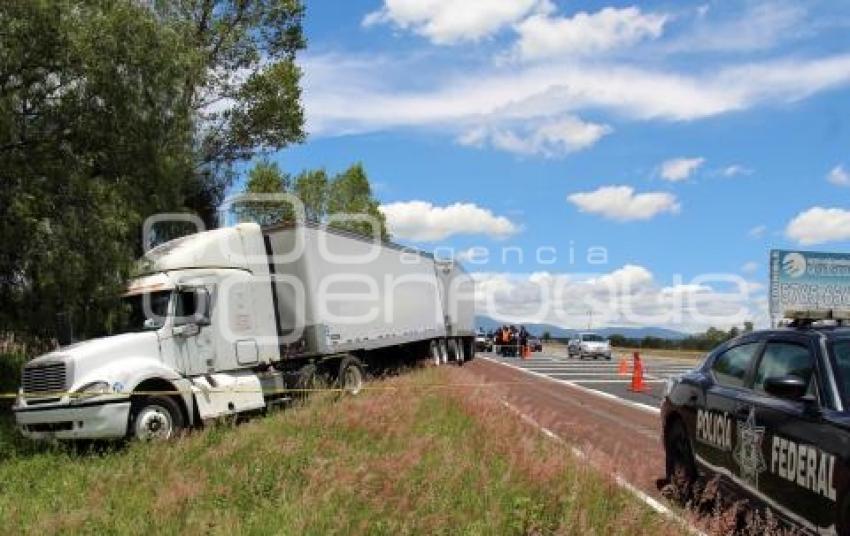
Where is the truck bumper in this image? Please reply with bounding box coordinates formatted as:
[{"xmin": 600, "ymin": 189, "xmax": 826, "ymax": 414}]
[{"xmin": 14, "ymin": 399, "xmax": 131, "ymax": 440}]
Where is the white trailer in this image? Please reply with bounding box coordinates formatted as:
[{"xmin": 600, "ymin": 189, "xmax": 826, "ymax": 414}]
[{"xmin": 13, "ymin": 222, "xmax": 475, "ymax": 440}]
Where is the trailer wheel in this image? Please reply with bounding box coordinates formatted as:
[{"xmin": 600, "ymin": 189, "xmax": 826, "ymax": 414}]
[
  {"xmin": 455, "ymin": 338, "xmax": 466, "ymax": 365},
  {"xmin": 465, "ymin": 339, "xmax": 476, "ymax": 361},
  {"xmin": 129, "ymin": 395, "xmax": 184, "ymax": 441},
  {"xmin": 430, "ymin": 340, "xmax": 441, "ymax": 366},
  {"xmin": 448, "ymin": 338, "xmax": 460, "ymax": 363},
  {"xmin": 338, "ymin": 356, "xmax": 364, "ymax": 395}
]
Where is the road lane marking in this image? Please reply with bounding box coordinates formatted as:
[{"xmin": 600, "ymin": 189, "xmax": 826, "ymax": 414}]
[{"xmin": 482, "ymin": 356, "xmax": 661, "ymax": 415}]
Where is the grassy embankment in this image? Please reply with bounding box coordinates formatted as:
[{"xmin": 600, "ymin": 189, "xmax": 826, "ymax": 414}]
[{"xmin": 0, "ymin": 364, "xmax": 681, "ymax": 535}]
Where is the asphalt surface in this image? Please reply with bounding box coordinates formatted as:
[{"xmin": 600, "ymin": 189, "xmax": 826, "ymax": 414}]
[
  {"xmin": 462, "ymin": 357, "xmax": 670, "ymax": 505},
  {"xmin": 481, "ymin": 350, "xmax": 700, "ymax": 410}
]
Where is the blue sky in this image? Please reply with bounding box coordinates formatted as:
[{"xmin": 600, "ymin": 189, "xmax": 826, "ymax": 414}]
[{"xmin": 260, "ymin": 0, "xmax": 850, "ymax": 332}]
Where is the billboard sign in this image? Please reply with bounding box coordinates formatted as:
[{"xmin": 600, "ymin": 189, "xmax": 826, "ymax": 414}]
[{"xmin": 770, "ymin": 249, "xmax": 850, "ymax": 322}]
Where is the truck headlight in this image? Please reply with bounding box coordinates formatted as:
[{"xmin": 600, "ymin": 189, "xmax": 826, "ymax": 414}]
[{"xmin": 71, "ymin": 381, "xmax": 112, "ymax": 402}]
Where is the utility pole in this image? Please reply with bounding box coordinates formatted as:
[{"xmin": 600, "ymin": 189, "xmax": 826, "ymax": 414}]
[{"xmin": 587, "ymin": 309, "xmax": 593, "ymax": 330}]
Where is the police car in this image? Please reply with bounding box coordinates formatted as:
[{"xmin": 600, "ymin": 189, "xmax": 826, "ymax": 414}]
[{"xmin": 661, "ymin": 321, "xmax": 850, "ymax": 534}]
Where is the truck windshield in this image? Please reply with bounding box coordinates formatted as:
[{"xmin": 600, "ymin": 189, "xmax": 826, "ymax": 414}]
[
  {"xmin": 115, "ymin": 291, "xmax": 172, "ymax": 333},
  {"xmin": 583, "ymin": 334, "xmax": 605, "ymax": 342}
]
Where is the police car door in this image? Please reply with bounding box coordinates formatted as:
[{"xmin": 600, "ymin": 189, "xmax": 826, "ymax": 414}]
[
  {"xmin": 735, "ymin": 335, "xmax": 836, "ymax": 531},
  {"xmin": 697, "ymin": 341, "xmax": 764, "ymax": 480}
]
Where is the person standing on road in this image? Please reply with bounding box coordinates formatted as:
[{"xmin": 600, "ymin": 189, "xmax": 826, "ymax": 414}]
[{"xmin": 519, "ymin": 326, "xmax": 528, "ymax": 356}]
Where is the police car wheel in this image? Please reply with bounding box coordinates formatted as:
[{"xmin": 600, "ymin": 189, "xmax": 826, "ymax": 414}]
[{"xmin": 665, "ymin": 419, "xmax": 697, "ymax": 500}]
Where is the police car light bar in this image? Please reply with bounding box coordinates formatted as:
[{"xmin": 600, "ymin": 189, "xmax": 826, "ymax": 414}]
[{"xmin": 782, "ymin": 309, "xmax": 850, "ymax": 327}]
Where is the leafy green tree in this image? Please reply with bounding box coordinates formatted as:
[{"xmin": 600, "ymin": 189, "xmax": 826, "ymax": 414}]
[
  {"xmin": 0, "ymin": 0, "xmax": 307, "ymax": 341},
  {"xmin": 294, "ymin": 169, "xmax": 329, "ymax": 222},
  {"xmin": 327, "ymin": 163, "xmax": 389, "ymax": 240},
  {"xmin": 743, "ymin": 321, "xmax": 754, "ymax": 333},
  {"xmin": 541, "ymin": 331, "xmax": 551, "ymax": 341},
  {"xmin": 233, "ymin": 161, "xmax": 293, "ymax": 226},
  {"xmin": 0, "ymin": 1, "xmax": 196, "ymax": 339},
  {"xmin": 234, "ymin": 161, "xmax": 389, "ymax": 240},
  {"xmin": 156, "ymin": 0, "xmax": 306, "ymax": 227}
]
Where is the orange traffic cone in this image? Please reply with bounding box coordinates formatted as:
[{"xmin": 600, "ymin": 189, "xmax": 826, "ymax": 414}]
[
  {"xmin": 522, "ymin": 345, "xmax": 530, "ymax": 359},
  {"xmin": 629, "ymin": 352, "xmax": 647, "ymax": 392},
  {"xmin": 618, "ymin": 357, "xmax": 629, "ymax": 376}
]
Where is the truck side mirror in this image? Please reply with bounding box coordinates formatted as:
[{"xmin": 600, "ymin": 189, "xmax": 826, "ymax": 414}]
[{"xmin": 764, "ymin": 375, "xmax": 808, "ymax": 401}]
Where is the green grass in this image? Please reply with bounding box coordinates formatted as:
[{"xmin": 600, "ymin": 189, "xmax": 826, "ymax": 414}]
[{"xmin": 0, "ymin": 367, "xmax": 681, "ymax": 535}]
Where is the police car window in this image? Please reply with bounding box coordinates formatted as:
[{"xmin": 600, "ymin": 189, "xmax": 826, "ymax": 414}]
[
  {"xmin": 753, "ymin": 342, "xmax": 814, "ymax": 395},
  {"xmin": 712, "ymin": 343, "xmax": 760, "ymax": 388},
  {"xmin": 832, "ymin": 340, "xmax": 850, "ymax": 400}
]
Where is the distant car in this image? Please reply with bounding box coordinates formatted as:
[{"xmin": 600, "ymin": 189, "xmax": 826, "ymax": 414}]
[
  {"xmin": 528, "ymin": 337, "xmax": 543, "ymax": 352},
  {"xmin": 475, "ymin": 331, "xmax": 493, "ymax": 352},
  {"xmin": 568, "ymin": 333, "xmax": 612, "ymax": 359}
]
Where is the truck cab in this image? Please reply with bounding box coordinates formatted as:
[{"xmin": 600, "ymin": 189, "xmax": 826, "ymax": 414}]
[{"xmin": 14, "ymin": 224, "xmax": 277, "ymax": 440}]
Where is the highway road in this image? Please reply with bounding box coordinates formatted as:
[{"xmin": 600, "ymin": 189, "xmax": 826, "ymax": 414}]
[
  {"xmin": 462, "ymin": 351, "xmax": 711, "ymax": 533},
  {"xmin": 480, "ymin": 350, "xmax": 701, "ymax": 411}
]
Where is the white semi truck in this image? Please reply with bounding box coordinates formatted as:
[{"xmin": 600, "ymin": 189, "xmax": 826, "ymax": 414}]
[{"xmin": 13, "ymin": 222, "xmax": 475, "ymax": 440}]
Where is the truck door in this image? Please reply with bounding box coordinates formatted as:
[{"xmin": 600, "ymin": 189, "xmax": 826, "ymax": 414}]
[
  {"xmin": 170, "ymin": 286, "xmax": 214, "ymax": 376},
  {"xmin": 737, "ymin": 337, "xmax": 837, "ymax": 530},
  {"xmin": 696, "ymin": 341, "xmax": 763, "ymax": 483}
]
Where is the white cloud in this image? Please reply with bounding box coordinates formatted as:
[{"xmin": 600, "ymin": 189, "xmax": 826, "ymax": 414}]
[
  {"xmin": 721, "ymin": 164, "xmax": 753, "ymax": 177},
  {"xmin": 302, "ymin": 53, "xmax": 850, "ymax": 137},
  {"xmin": 457, "ymin": 116, "xmax": 612, "ymax": 157},
  {"xmin": 567, "ymin": 186, "xmax": 680, "ymax": 222},
  {"xmin": 741, "ymin": 261, "xmax": 759, "ymax": 274},
  {"xmin": 748, "ymin": 224, "xmax": 767, "ymax": 238},
  {"xmin": 786, "ymin": 207, "xmax": 850, "ymax": 245},
  {"xmin": 379, "ymin": 201, "xmax": 520, "ymax": 241},
  {"xmin": 827, "ymin": 165, "xmax": 850, "ymax": 187},
  {"xmin": 514, "ymin": 7, "xmax": 668, "ymax": 61},
  {"xmin": 666, "ymin": 2, "xmax": 806, "ymax": 54},
  {"xmin": 363, "ymin": 0, "xmax": 551, "ymax": 45},
  {"xmin": 660, "ymin": 157, "xmax": 705, "ymax": 182},
  {"xmin": 471, "ymin": 266, "xmax": 764, "ymax": 332}
]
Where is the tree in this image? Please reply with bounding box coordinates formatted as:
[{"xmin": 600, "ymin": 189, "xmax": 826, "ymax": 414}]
[
  {"xmin": 0, "ymin": 1, "xmax": 197, "ymax": 340},
  {"xmin": 233, "ymin": 161, "xmax": 389, "ymax": 241},
  {"xmin": 233, "ymin": 161, "xmax": 293, "ymax": 226},
  {"xmin": 0, "ymin": 1, "xmax": 308, "ymax": 341},
  {"xmin": 327, "ymin": 163, "xmax": 389, "ymax": 240},
  {"xmin": 743, "ymin": 321, "xmax": 754, "ymax": 333},
  {"xmin": 155, "ymin": 0, "xmax": 307, "ymax": 228},
  {"xmin": 541, "ymin": 331, "xmax": 551, "ymax": 341},
  {"xmin": 294, "ymin": 169, "xmax": 329, "ymax": 222}
]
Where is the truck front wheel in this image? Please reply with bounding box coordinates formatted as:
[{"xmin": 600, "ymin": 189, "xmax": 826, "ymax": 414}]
[{"xmin": 129, "ymin": 395, "xmax": 184, "ymax": 441}]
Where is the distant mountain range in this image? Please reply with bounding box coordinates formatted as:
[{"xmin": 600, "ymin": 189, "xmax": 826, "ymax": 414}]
[{"xmin": 475, "ymin": 315, "xmax": 688, "ymax": 340}]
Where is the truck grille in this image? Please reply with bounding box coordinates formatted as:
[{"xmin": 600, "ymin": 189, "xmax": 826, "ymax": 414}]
[{"xmin": 22, "ymin": 362, "xmax": 67, "ymax": 398}]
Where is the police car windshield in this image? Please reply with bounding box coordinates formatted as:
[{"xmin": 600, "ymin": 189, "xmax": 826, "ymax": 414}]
[{"xmin": 832, "ymin": 340, "xmax": 850, "ymax": 402}]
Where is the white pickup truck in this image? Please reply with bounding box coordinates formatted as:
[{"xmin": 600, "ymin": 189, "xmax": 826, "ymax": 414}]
[{"xmin": 13, "ymin": 222, "xmax": 475, "ymax": 440}]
